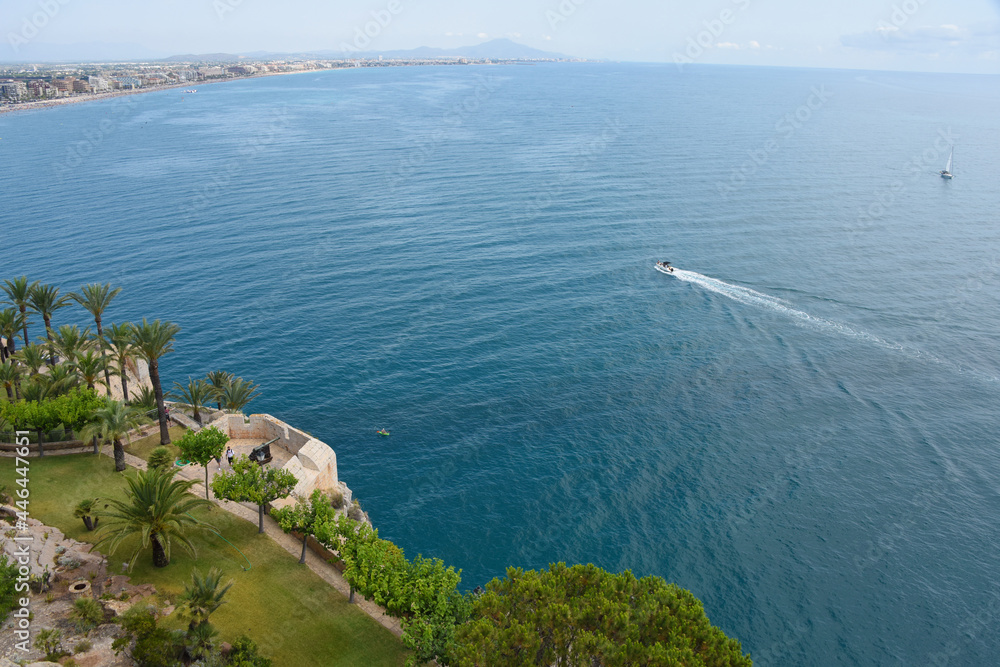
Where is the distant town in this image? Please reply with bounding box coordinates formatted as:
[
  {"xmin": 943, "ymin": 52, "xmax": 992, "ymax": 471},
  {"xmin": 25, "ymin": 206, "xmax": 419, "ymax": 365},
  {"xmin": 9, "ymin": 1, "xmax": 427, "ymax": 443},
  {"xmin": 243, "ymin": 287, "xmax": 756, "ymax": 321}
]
[{"xmin": 0, "ymin": 55, "xmax": 569, "ymax": 108}]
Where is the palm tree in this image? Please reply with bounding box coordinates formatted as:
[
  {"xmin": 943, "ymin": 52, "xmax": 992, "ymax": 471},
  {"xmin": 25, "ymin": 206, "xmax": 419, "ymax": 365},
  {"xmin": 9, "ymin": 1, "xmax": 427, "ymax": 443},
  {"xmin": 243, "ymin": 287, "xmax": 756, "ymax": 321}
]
[
  {"xmin": 0, "ymin": 363, "xmax": 20, "ymax": 401},
  {"xmin": 220, "ymin": 377, "xmax": 261, "ymax": 413},
  {"xmin": 94, "ymin": 466, "xmax": 212, "ymax": 569},
  {"xmin": 1, "ymin": 277, "xmax": 37, "ymax": 348},
  {"xmin": 204, "ymin": 371, "xmax": 233, "ymax": 411},
  {"xmin": 35, "ymin": 363, "xmax": 78, "ymax": 398},
  {"xmin": 73, "ymin": 498, "xmax": 101, "ymax": 531},
  {"xmin": 179, "ymin": 567, "xmax": 233, "ymax": 630},
  {"xmin": 51, "ymin": 324, "xmax": 92, "ymax": 365},
  {"xmin": 169, "ymin": 378, "xmax": 213, "ymax": 425},
  {"xmin": 130, "ymin": 386, "xmax": 157, "ymax": 414},
  {"xmin": 69, "ymin": 283, "xmax": 121, "ymax": 394},
  {"xmin": 78, "ymin": 400, "xmax": 150, "ymax": 470},
  {"xmin": 0, "ymin": 308, "xmax": 26, "ymax": 363},
  {"xmin": 130, "ymin": 319, "xmax": 180, "ymax": 446},
  {"xmin": 71, "ymin": 350, "xmax": 108, "ymax": 392},
  {"xmin": 14, "ymin": 343, "xmax": 46, "ymax": 378},
  {"xmin": 183, "ymin": 622, "xmax": 219, "ymax": 661},
  {"xmin": 27, "ymin": 283, "xmax": 70, "ymax": 366},
  {"xmin": 106, "ymin": 322, "xmax": 137, "ymax": 402}
]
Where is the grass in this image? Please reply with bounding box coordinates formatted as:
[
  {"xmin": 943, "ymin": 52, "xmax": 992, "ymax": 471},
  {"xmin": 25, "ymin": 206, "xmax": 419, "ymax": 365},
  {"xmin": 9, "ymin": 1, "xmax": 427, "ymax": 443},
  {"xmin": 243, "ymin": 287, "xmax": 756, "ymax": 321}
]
[
  {"xmin": 0, "ymin": 454, "xmax": 409, "ymax": 667},
  {"xmin": 126, "ymin": 425, "xmax": 187, "ymax": 463}
]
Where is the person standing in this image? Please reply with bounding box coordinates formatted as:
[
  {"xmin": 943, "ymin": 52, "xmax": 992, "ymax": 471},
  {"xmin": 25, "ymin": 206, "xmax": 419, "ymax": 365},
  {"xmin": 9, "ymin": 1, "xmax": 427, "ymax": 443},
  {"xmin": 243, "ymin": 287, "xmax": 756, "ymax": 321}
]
[{"xmin": 226, "ymin": 446, "xmax": 234, "ymax": 468}]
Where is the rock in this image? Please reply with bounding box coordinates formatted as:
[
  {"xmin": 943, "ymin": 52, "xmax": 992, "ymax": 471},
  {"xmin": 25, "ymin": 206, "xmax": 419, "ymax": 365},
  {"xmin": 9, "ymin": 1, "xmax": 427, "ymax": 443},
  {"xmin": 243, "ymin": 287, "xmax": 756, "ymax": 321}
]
[{"xmin": 101, "ymin": 599, "xmax": 132, "ymax": 617}]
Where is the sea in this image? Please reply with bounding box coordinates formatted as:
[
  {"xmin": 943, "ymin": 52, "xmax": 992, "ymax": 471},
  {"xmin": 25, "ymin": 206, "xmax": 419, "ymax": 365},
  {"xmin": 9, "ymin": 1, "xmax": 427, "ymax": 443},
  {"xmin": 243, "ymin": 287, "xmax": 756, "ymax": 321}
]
[{"xmin": 3, "ymin": 62, "xmax": 1000, "ymax": 665}]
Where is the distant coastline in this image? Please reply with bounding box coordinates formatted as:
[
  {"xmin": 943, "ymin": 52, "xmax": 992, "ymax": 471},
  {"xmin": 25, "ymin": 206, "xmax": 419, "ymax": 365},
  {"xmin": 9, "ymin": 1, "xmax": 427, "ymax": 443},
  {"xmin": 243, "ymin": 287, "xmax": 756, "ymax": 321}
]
[
  {"xmin": 0, "ymin": 58, "xmax": 560, "ymax": 116},
  {"xmin": 0, "ymin": 67, "xmax": 317, "ymax": 115}
]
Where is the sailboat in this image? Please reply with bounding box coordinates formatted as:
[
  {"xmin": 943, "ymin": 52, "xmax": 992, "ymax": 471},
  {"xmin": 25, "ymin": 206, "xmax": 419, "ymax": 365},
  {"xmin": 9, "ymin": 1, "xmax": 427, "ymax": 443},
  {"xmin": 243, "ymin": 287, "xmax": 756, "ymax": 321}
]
[{"xmin": 939, "ymin": 147, "xmax": 954, "ymax": 180}]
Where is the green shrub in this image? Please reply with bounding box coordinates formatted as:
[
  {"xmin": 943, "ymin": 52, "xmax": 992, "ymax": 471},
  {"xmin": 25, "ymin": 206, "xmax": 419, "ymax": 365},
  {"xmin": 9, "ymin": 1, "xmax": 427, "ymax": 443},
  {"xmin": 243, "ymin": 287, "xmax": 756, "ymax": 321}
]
[
  {"xmin": 148, "ymin": 446, "xmax": 174, "ymax": 470},
  {"xmin": 227, "ymin": 635, "xmax": 273, "ymax": 667},
  {"xmin": 73, "ymin": 639, "xmax": 93, "ymax": 654},
  {"xmin": 347, "ymin": 500, "xmax": 365, "ymax": 522},
  {"xmin": 0, "ymin": 555, "xmax": 18, "ymax": 620},
  {"xmin": 34, "ymin": 628, "xmax": 68, "ymax": 662},
  {"xmin": 70, "ymin": 597, "xmax": 104, "ymax": 633},
  {"xmin": 113, "ymin": 604, "xmax": 183, "ymax": 667},
  {"xmin": 0, "ymin": 388, "xmax": 107, "ymax": 432}
]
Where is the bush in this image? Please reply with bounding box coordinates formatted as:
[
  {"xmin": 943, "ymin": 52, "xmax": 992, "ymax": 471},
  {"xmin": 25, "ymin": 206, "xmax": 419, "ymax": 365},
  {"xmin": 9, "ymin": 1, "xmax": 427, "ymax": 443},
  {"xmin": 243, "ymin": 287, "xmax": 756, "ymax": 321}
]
[
  {"xmin": 74, "ymin": 639, "xmax": 93, "ymax": 654},
  {"xmin": 149, "ymin": 446, "xmax": 174, "ymax": 470},
  {"xmin": 0, "ymin": 555, "xmax": 19, "ymax": 620},
  {"xmin": 113, "ymin": 604, "xmax": 183, "ymax": 667},
  {"xmin": 57, "ymin": 554, "xmax": 82, "ymax": 569},
  {"xmin": 327, "ymin": 489, "xmax": 344, "ymax": 508},
  {"xmin": 0, "ymin": 388, "xmax": 107, "ymax": 432},
  {"xmin": 70, "ymin": 597, "xmax": 104, "ymax": 633},
  {"xmin": 227, "ymin": 635, "xmax": 273, "ymax": 667},
  {"xmin": 347, "ymin": 500, "xmax": 365, "ymax": 522},
  {"xmin": 34, "ymin": 628, "xmax": 68, "ymax": 662}
]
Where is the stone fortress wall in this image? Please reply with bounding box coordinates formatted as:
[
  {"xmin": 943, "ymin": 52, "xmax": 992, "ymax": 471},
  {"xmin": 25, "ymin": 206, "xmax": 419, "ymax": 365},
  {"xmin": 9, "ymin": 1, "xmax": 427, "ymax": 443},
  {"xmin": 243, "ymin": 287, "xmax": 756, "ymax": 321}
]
[{"xmin": 205, "ymin": 413, "xmax": 347, "ymax": 509}]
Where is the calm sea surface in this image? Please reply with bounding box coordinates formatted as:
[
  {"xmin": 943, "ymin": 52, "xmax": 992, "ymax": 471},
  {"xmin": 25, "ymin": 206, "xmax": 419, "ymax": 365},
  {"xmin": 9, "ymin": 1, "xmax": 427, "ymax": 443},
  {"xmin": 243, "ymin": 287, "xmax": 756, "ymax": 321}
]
[{"xmin": 3, "ymin": 63, "xmax": 1000, "ymax": 665}]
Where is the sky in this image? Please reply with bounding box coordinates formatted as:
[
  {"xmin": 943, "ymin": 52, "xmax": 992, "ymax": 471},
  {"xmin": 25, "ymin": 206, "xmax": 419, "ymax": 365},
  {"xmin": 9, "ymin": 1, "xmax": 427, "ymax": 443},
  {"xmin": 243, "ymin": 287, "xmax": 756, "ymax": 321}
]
[{"xmin": 1, "ymin": 0, "xmax": 998, "ymax": 74}]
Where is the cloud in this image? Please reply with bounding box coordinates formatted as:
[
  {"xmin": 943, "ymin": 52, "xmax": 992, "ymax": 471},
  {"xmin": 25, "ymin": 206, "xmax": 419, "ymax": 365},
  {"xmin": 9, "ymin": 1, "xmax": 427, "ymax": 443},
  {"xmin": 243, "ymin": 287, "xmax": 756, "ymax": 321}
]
[
  {"xmin": 477, "ymin": 32, "xmax": 489, "ymax": 39},
  {"xmin": 841, "ymin": 22, "xmax": 1000, "ymax": 55},
  {"xmin": 715, "ymin": 41, "xmax": 764, "ymax": 51}
]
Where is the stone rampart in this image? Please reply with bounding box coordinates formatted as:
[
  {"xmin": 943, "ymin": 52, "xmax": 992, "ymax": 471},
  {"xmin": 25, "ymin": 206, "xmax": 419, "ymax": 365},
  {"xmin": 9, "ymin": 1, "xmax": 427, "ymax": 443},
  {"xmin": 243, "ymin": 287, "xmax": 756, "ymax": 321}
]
[{"xmin": 208, "ymin": 413, "xmax": 339, "ymax": 500}]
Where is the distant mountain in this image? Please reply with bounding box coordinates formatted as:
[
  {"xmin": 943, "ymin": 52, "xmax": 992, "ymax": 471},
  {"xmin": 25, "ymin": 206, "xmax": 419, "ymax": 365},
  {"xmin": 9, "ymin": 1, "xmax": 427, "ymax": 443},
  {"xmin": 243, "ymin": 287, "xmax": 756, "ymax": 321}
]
[
  {"xmin": 331, "ymin": 39, "xmax": 571, "ymax": 60},
  {"xmin": 0, "ymin": 38, "xmax": 571, "ymax": 65},
  {"xmin": 161, "ymin": 39, "xmax": 571, "ymax": 64}
]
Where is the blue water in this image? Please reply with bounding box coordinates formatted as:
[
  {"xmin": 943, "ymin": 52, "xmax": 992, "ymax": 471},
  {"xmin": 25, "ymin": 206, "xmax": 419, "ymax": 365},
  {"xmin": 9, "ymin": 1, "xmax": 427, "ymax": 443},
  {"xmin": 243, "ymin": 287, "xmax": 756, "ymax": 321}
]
[{"xmin": 4, "ymin": 63, "xmax": 1000, "ymax": 665}]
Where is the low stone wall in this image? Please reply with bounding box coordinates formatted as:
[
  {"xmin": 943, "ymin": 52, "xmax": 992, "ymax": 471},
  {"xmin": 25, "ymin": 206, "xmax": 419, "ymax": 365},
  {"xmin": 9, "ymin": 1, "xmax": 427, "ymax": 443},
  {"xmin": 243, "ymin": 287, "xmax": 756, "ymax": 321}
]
[
  {"xmin": 209, "ymin": 413, "xmax": 340, "ymax": 501},
  {"xmin": 0, "ymin": 440, "xmax": 85, "ymax": 454}
]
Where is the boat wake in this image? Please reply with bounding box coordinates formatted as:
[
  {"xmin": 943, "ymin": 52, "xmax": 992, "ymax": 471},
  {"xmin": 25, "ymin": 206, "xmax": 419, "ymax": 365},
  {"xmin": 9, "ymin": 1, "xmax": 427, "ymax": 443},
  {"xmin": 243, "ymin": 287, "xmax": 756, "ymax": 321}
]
[{"xmin": 656, "ymin": 266, "xmax": 999, "ymax": 384}]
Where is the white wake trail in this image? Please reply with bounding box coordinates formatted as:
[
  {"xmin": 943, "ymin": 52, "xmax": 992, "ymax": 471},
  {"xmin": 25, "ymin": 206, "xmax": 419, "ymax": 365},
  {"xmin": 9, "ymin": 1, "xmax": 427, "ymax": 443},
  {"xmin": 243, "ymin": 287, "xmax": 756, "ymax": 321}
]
[
  {"xmin": 658, "ymin": 265, "xmax": 901, "ymax": 350},
  {"xmin": 656, "ymin": 266, "xmax": 1000, "ymax": 385}
]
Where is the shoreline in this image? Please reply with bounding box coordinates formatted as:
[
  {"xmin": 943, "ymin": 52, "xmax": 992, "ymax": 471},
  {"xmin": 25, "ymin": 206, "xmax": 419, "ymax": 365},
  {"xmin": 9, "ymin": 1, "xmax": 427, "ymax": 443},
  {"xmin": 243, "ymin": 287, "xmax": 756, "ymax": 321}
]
[{"xmin": 0, "ymin": 68, "xmax": 314, "ymax": 115}]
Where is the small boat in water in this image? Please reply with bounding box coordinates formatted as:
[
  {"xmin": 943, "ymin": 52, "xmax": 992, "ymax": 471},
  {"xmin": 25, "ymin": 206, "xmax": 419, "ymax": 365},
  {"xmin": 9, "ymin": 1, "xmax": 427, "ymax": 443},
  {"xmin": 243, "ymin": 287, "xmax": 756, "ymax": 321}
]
[
  {"xmin": 376, "ymin": 429, "xmax": 390, "ymax": 436},
  {"xmin": 940, "ymin": 147, "xmax": 954, "ymax": 180},
  {"xmin": 655, "ymin": 261, "xmax": 675, "ymax": 274}
]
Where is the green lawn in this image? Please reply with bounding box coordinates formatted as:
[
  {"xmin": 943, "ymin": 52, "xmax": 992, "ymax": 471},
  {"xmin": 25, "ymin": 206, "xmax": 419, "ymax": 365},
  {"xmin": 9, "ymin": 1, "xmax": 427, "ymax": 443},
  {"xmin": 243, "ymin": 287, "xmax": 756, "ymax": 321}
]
[
  {"xmin": 126, "ymin": 424, "xmax": 187, "ymax": 463},
  {"xmin": 0, "ymin": 454, "xmax": 409, "ymax": 667}
]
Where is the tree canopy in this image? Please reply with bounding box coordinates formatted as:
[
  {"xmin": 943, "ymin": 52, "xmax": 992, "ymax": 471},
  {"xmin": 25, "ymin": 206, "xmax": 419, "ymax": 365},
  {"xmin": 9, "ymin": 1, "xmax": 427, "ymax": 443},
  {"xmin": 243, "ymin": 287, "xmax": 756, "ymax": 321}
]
[
  {"xmin": 0, "ymin": 388, "xmax": 107, "ymax": 433},
  {"xmin": 176, "ymin": 426, "xmax": 229, "ymax": 498},
  {"xmin": 271, "ymin": 489, "xmax": 338, "ymax": 564},
  {"xmin": 313, "ymin": 514, "xmax": 467, "ymax": 664},
  {"xmin": 451, "ymin": 563, "xmax": 753, "ymax": 667},
  {"xmin": 211, "ymin": 455, "xmax": 298, "ymax": 533}
]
